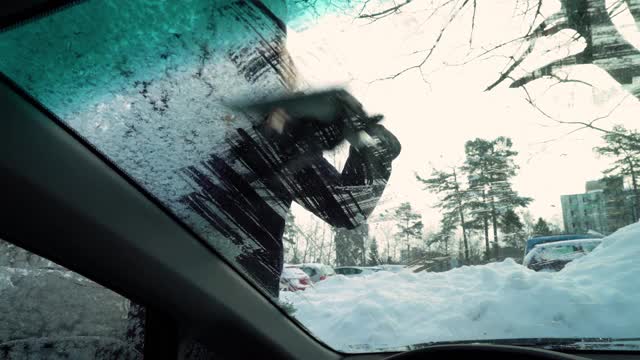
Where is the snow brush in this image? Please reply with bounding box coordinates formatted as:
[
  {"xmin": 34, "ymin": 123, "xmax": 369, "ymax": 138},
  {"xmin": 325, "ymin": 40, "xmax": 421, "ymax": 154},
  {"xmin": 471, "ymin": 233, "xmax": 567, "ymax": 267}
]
[{"xmin": 231, "ymin": 88, "xmax": 382, "ymax": 150}]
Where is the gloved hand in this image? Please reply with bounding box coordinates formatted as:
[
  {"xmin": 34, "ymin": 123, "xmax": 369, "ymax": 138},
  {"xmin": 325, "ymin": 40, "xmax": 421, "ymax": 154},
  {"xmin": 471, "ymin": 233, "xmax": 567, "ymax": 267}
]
[
  {"xmin": 340, "ymin": 123, "xmax": 401, "ymax": 184},
  {"xmin": 255, "ymin": 91, "xmax": 401, "ymax": 182},
  {"xmin": 357, "ymin": 123, "xmax": 401, "ymax": 163}
]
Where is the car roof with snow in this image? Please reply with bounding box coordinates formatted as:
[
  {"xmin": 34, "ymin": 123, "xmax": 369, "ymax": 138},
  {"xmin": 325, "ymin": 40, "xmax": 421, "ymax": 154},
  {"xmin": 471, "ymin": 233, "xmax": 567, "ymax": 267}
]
[
  {"xmin": 299, "ymin": 263, "xmax": 332, "ymax": 269},
  {"xmin": 530, "ymin": 238, "xmax": 602, "ymax": 250},
  {"xmin": 378, "ymin": 264, "xmax": 407, "ymax": 270},
  {"xmin": 523, "ymin": 238, "xmax": 603, "ymax": 266},
  {"xmin": 525, "ymin": 234, "xmax": 604, "ymax": 254},
  {"xmin": 282, "ymin": 267, "xmax": 308, "ymax": 277}
]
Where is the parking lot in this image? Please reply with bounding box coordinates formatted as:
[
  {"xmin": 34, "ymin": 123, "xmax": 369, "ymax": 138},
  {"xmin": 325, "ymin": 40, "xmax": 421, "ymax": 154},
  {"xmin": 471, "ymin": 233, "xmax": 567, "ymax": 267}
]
[{"xmin": 281, "ymin": 222, "xmax": 640, "ymax": 352}]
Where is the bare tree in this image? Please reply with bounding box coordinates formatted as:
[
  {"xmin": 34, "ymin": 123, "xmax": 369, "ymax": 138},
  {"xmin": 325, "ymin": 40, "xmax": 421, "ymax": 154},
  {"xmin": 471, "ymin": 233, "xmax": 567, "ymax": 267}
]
[
  {"xmin": 357, "ymin": 0, "xmax": 640, "ymax": 138},
  {"xmin": 417, "ymin": 166, "xmax": 472, "ymax": 261}
]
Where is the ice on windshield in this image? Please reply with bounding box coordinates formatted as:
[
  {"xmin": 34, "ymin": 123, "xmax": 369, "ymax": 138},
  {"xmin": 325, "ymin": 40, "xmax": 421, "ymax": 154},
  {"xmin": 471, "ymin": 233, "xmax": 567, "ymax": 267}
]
[{"xmin": 1, "ymin": 0, "xmax": 640, "ymax": 354}]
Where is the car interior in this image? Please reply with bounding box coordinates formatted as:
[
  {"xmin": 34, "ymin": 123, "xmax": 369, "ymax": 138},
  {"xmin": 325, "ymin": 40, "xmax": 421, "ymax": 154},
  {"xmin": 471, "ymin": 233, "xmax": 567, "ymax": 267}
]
[{"xmin": 1, "ymin": 1, "xmax": 639, "ymax": 359}]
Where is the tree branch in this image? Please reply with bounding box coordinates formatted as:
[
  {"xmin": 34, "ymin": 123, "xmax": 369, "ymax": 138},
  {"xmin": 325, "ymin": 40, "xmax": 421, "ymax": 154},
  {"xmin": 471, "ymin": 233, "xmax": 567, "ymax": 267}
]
[
  {"xmin": 469, "ymin": 0, "xmax": 477, "ymax": 46},
  {"xmin": 358, "ymin": 0, "xmax": 413, "ymax": 19},
  {"xmin": 371, "ymin": 0, "xmax": 471, "ymax": 83},
  {"xmin": 528, "ymin": 87, "xmax": 632, "ymax": 147},
  {"xmin": 484, "ymin": 36, "xmax": 540, "ymax": 92}
]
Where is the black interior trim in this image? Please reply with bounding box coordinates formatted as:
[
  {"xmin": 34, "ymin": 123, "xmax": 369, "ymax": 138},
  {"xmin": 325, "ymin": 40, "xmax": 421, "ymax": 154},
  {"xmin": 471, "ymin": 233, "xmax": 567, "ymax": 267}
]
[
  {"xmin": 144, "ymin": 308, "xmax": 179, "ymax": 359},
  {"xmin": 341, "ymin": 349, "xmax": 640, "ymax": 360},
  {"xmin": 0, "ymin": 75, "xmax": 340, "ymax": 359},
  {"xmin": 384, "ymin": 344, "xmax": 589, "ymax": 359},
  {"xmin": 1, "ymin": 0, "xmax": 83, "ymax": 32}
]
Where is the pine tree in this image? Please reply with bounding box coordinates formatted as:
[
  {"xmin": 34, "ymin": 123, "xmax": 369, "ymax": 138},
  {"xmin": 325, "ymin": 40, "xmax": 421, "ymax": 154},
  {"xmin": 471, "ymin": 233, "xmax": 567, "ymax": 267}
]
[
  {"xmin": 393, "ymin": 202, "xmax": 423, "ymax": 264},
  {"xmin": 463, "ymin": 137, "xmax": 531, "ymax": 259},
  {"xmin": 499, "ymin": 209, "xmax": 525, "ymax": 249},
  {"xmin": 428, "ymin": 214, "xmax": 457, "ymax": 256},
  {"xmin": 282, "ymin": 210, "xmax": 300, "ymax": 263},
  {"xmin": 533, "ymin": 218, "xmax": 552, "ymax": 236},
  {"xmin": 602, "ymin": 175, "xmax": 636, "ymax": 230},
  {"xmin": 417, "ymin": 167, "xmax": 471, "ymax": 261},
  {"xmin": 335, "ymin": 224, "xmax": 368, "ymax": 266},
  {"xmin": 595, "ymin": 125, "xmax": 640, "ymax": 221},
  {"xmin": 520, "ymin": 210, "xmax": 536, "ymax": 238},
  {"xmin": 368, "ymin": 238, "xmax": 380, "ymax": 266}
]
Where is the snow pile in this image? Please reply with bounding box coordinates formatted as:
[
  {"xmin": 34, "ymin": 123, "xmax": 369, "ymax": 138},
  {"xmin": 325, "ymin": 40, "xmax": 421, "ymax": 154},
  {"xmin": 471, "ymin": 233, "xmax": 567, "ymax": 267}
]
[
  {"xmin": 0, "ymin": 337, "xmax": 140, "ymax": 360},
  {"xmin": 0, "ymin": 266, "xmax": 130, "ymax": 343},
  {"xmin": 281, "ymin": 222, "xmax": 640, "ymax": 352}
]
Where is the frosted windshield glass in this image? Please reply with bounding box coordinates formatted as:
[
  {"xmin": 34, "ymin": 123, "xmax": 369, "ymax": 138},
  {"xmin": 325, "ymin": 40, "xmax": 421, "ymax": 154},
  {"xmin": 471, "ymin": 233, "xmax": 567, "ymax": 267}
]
[{"xmin": 2, "ymin": 0, "xmax": 640, "ymax": 353}]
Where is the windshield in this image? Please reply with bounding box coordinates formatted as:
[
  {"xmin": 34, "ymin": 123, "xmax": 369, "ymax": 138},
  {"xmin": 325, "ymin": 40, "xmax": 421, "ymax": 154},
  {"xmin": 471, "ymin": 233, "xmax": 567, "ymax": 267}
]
[{"xmin": 1, "ymin": 0, "xmax": 640, "ymax": 354}]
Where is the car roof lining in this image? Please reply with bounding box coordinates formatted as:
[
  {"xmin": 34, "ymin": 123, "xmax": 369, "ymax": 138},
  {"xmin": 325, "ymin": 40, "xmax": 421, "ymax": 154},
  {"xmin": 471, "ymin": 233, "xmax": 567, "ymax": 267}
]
[{"xmin": 0, "ymin": 74, "xmax": 342, "ymax": 359}]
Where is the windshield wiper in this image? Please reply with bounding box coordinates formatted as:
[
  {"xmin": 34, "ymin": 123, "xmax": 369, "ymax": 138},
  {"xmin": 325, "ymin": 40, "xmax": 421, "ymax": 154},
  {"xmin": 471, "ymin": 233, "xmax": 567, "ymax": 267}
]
[{"xmin": 407, "ymin": 337, "xmax": 640, "ymax": 351}]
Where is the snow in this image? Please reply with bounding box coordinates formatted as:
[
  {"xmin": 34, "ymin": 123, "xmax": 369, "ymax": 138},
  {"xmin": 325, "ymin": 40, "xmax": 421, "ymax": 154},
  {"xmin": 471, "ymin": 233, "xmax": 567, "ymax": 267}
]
[
  {"xmin": 281, "ymin": 222, "xmax": 640, "ymax": 352},
  {"xmin": 0, "ymin": 337, "xmax": 140, "ymax": 360},
  {"xmin": 283, "ymin": 267, "xmax": 308, "ymax": 279},
  {"xmin": 0, "ymin": 240, "xmax": 144, "ymax": 359},
  {"xmin": 0, "ymin": 266, "xmax": 131, "ymax": 343},
  {"xmin": 377, "ymin": 265, "xmax": 410, "ymax": 273}
]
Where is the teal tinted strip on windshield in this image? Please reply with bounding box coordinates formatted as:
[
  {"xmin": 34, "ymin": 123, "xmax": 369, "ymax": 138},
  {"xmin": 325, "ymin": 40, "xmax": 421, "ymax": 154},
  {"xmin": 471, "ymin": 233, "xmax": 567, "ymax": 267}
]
[{"xmin": 0, "ymin": 0, "xmax": 290, "ymax": 119}]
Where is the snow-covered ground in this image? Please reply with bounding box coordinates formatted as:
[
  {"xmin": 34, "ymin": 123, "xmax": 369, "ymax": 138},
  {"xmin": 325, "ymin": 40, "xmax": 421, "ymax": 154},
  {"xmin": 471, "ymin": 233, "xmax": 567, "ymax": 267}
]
[{"xmin": 281, "ymin": 222, "xmax": 640, "ymax": 352}]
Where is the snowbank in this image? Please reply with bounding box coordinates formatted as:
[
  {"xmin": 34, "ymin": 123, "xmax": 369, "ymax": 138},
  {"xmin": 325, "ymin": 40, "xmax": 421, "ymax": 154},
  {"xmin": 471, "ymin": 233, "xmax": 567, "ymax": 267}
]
[
  {"xmin": 281, "ymin": 222, "xmax": 640, "ymax": 352},
  {"xmin": 0, "ymin": 337, "xmax": 140, "ymax": 360},
  {"xmin": 0, "ymin": 267, "xmax": 130, "ymax": 343}
]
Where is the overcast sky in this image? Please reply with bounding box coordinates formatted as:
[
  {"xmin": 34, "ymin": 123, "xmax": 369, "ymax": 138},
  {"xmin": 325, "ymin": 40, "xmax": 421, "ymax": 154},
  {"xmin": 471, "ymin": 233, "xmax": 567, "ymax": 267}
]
[{"xmin": 285, "ymin": 0, "xmax": 640, "ymax": 233}]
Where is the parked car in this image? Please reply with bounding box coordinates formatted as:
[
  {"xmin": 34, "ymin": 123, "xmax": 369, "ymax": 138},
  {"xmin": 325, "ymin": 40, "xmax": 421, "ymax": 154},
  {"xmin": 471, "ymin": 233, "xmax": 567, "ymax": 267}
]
[
  {"xmin": 523, "ymin": 238, "xmax": 603, "ymax": 272},
  {"xmin": 524, "ymin": 234, "xmax": 603, "ymax": 256},
  {"xmin": 335, "ymin": 266, "xmax": 381, "ymax": 276},
  {"xmin": 279, "ymin": 266, "xmax": 312, "ymax": 292},
  {"xmin": 296, "ymin": 263, "xmax": 335, "ymax": 283}
]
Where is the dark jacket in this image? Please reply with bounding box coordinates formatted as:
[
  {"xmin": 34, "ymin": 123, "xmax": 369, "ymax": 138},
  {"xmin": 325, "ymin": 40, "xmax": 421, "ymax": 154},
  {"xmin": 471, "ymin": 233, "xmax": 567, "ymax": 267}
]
[{"xmin": 181, "ymin": 120, "xmax": 400, "ymax": 297}]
